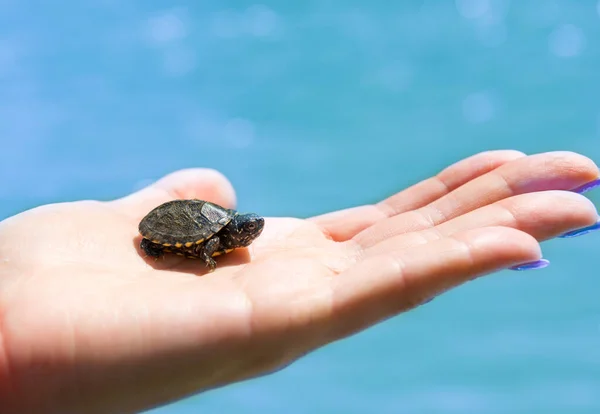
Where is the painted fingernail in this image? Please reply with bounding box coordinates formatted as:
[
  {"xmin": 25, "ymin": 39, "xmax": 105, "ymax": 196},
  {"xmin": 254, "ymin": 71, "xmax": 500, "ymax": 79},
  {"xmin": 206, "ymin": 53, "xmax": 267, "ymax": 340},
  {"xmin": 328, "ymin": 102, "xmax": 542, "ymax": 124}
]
[
  {"xmin": 572, "ymin": 178, "xmax": 600, "ymax": 194},
  {"xmin": 509, "ymin": 259, "xmax": 550, "ymax": 271},
  {"xmin": 558, "ymin": 218, "xmax": 600, "ymax": 238}
]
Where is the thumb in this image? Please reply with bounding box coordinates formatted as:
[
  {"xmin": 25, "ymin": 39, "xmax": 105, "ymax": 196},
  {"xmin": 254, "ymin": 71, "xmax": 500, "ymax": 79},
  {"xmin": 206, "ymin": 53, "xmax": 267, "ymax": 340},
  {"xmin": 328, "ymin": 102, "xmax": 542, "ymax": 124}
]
[{"xmin": 111, "ymin": 168, "xmax": 237, "ymax": 218}]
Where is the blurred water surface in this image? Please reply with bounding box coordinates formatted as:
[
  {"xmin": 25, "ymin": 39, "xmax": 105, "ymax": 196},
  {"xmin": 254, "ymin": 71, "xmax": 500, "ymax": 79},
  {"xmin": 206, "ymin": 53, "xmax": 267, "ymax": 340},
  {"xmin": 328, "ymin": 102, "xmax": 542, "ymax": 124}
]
[{"xmin": 1, "ymin": 1, "xmax": 600, "ymax": 413}]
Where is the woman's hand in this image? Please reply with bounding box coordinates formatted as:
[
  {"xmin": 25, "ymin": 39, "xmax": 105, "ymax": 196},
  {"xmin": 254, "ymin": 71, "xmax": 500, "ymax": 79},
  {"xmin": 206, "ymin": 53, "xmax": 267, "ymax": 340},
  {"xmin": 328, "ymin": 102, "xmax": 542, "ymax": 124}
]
[{"xmin": 0, "ymin": 150, "xmax": 598, "ymax": 414}]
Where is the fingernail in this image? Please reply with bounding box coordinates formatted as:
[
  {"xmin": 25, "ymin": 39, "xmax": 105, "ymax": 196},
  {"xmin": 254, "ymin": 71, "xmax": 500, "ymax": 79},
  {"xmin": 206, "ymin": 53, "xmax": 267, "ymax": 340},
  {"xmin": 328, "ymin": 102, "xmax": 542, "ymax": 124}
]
[
  {"xmin": 509, "ymin": 259, "xmax": 550, "ymax": 271},
  {"xmin": 558, "ymin": 219, "xmax": 600, "ymax": 238},
  {"xmin": 572, "ymin": 178, "xmax": 600, "ymax": 194}
]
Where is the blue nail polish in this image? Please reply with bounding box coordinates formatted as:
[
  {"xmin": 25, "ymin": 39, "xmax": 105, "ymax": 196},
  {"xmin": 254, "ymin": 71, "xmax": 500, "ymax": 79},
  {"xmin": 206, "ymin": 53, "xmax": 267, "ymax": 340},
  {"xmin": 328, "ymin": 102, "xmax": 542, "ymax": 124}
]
[
  {"xmin": 509, "ymin": 259, "xmax": 550, "ymax": 271},
  {"xmin": 558, "ymin": 219, "xmax": 600, "ymax": 238},
  {"xmin": 572, "ymin": 178, "xmax": 600, "ymax": 194}
]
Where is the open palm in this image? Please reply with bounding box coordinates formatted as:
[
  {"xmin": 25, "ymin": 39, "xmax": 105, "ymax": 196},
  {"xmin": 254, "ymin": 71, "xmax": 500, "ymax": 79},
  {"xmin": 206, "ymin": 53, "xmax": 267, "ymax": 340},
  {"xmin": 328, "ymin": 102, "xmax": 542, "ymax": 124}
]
[{"xmin": 0, "ymin": 150, "xmax": 598, "ymax": 414}]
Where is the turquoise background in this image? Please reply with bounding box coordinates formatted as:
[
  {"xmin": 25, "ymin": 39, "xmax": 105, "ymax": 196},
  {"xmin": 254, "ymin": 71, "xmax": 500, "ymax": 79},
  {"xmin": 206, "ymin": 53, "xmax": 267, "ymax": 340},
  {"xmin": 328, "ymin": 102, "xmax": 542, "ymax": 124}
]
[{"xmin": 1, "ymin": 1, "xmax": 599, "ymax": 413}]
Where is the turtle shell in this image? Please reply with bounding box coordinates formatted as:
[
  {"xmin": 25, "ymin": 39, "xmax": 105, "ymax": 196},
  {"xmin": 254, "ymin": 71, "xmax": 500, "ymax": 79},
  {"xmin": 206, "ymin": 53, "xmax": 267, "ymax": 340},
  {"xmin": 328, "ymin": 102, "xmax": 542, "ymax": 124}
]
[{"xmin": 138, "ymin": 199, "xmax": 235, "ymax": 247}]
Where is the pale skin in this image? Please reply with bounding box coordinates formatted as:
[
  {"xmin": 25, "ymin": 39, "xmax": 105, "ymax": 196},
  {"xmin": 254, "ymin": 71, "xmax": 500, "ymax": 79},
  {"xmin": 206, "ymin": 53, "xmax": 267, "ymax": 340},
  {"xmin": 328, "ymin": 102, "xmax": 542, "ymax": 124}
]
[{"xmin": 0, "ymin": 150, "xmax": 598, "ymax": 414}]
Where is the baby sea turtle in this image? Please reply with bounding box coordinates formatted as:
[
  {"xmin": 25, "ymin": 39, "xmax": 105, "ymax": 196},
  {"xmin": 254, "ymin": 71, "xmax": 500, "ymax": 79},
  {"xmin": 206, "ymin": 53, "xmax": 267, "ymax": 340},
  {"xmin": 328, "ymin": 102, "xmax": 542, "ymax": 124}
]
[{"xmin": 138, "ymin": 199, "xmax": 264, "ymax": 271}]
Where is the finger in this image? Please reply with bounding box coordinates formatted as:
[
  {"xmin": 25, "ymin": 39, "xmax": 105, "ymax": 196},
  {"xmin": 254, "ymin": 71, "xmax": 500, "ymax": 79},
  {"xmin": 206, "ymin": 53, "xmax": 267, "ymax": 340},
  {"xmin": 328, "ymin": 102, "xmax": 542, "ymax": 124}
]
[
  {"xmin": 111, "ymin": 168, "xmax": 237, "ymax": 218},
  {"xmin": 365, "ymin": 190, "xmax": 599, "ymax": 255},
  {"xmin": 356, "ymin": 151, "xmax": 599, "ymax": 247},
  {"xmin": 310, "ymin": 149, "xmax": 526, "ymax": 241},
  {"xmin": 331, "ymin": 227, "xmax": 541, "ymax": 340},
  {"xmin": 434, "ymin": 190, "xmax": 599, "ymax": 242}
]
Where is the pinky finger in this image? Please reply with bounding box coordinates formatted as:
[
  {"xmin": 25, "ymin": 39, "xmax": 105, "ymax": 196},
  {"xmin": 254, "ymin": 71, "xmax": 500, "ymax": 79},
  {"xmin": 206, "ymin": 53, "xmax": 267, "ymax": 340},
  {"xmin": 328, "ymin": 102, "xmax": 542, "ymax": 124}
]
[{"xmin": 330, "ymin": 227, "xmax": 543, "ymax": 340}]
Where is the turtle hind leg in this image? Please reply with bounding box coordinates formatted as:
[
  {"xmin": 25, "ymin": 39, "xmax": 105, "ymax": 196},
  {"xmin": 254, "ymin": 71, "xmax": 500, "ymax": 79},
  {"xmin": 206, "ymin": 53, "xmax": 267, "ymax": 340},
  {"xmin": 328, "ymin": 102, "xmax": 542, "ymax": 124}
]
[
  {"xmin": 140, "ymin": 238, "xmax": 164, "ymax": 259},
  {"xmin": 194, "ymin": 237, "xmax": 220, "ymax": 271}
]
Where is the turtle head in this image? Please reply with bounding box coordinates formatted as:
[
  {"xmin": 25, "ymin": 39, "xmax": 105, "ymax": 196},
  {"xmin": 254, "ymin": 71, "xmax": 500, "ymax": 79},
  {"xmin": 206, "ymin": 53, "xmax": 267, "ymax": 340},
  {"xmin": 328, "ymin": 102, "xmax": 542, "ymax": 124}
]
[{"xmin": 228, "ymin": 213, "xmax": 265, "ymax": 247}]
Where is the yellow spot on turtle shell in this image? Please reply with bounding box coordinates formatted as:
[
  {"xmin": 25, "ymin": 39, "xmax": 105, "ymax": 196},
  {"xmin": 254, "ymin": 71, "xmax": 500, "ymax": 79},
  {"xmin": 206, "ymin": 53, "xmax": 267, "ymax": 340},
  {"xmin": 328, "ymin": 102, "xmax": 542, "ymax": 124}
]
[
  {"xmin": 175, "ymin": 242, "xmax": 183, "ymax": 248},
  {"xmin": 152, "ymin": 239, "xmax": 161, "ymax": 244},
  {"xmin": 195, "ymin": 239, "xmax": 204, "ymax": 244},
  {"xmin": 185, "ymin": 242, "xmax": 194, "ymax": 247},
  {"xmin": 212, "ymin": 248, "xmax": 235, "ymax": 257},
  {"xmin": 162, "ymin": 243, "xmax": 172, "ymax": 247}
]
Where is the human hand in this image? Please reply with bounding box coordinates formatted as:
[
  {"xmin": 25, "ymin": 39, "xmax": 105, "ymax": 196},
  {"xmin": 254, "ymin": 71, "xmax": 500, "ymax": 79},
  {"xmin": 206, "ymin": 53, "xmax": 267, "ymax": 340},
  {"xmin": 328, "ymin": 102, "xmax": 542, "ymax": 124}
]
[{"xmin": 0, "ymin": 151, "xmax": 598, "ymax": 414}]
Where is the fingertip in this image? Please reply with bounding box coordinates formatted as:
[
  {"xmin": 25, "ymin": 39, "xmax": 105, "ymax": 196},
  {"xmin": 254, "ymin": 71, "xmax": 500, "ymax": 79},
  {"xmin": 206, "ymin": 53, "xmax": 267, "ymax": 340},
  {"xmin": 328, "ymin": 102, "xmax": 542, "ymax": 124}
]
[
  {"xmin": 456, "ymin": 226, "xmax": 543, "ymax": 268},
  {"xmin": 543, "ymin": 151, "xmax": 600, "ymax": 184},
  {"xmin": 462, "ymin": 225, "xmax": 543, "ymax": 253}
]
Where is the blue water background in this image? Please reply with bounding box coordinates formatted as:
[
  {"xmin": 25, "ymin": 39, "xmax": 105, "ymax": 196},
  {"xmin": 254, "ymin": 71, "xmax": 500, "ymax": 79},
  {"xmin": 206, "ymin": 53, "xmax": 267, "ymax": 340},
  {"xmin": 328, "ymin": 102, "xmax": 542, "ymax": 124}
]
[{"xmin": 1, "ymin": 1, "xmax": 600, "ymax": 413}]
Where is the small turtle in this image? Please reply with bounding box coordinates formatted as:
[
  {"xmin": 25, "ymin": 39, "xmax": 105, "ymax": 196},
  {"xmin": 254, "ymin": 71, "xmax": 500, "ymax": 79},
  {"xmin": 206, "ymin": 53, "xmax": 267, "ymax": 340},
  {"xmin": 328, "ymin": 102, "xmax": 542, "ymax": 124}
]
[{"xmin": 138, "ymin": 199, "xmax": 264, "ymax": 271}]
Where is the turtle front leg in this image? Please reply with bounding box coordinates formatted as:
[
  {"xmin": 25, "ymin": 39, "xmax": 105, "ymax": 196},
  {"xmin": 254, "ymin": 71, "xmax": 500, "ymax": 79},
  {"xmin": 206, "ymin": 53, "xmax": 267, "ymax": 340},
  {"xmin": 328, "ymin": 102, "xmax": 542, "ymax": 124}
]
[
  {"xmin": 195, "ymin": 237, "xmax": 220, "ymax": 271},
  {"xmin": 140, "ymin": 238, "xmax": 164, "ymax": 259}
]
